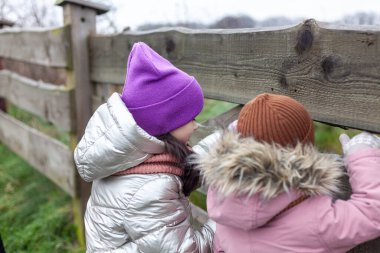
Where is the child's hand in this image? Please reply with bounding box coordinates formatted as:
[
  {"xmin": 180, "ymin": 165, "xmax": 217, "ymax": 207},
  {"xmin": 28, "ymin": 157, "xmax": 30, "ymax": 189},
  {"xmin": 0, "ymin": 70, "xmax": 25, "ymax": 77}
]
[{"xmin": 339, "ymin": 132, "xmax": 380, "ymax": 156}]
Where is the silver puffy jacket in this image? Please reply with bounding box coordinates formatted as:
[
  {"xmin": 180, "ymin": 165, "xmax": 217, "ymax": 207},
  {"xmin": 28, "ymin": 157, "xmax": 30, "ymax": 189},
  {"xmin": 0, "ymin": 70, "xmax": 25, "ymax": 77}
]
[{"xmin": 74, "ymin": 93, "xmax": 215, "ymax": 253}]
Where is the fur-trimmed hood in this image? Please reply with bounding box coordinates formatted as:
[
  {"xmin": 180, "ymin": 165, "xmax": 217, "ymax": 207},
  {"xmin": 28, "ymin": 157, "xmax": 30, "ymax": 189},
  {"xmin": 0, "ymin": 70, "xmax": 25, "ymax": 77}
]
[{"xmin": 195, "ymin": 131, "xmax": 346, "ymax": 200}]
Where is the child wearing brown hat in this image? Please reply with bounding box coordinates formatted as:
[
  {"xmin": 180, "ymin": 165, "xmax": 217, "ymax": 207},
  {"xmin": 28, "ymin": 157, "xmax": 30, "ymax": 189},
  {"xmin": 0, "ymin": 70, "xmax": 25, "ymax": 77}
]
[{"xmin": 196, "ymin": 93, "xmax": 380, "ymax": 253}]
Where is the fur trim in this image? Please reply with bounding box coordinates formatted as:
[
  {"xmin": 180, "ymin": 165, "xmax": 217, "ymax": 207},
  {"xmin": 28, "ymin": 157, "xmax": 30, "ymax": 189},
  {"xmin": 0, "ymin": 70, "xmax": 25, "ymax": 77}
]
[{"xmin": 194, "ymin": 131, "xmax": 345, "ymax": 200}]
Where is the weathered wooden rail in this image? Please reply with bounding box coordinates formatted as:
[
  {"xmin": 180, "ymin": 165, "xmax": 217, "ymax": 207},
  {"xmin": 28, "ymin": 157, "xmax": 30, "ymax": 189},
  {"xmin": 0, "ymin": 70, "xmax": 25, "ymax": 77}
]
[
  {"xmin": 90, "ymin": 21, "xmax": 380, "ymax": 133},
  {"xmin": 0, "ymin": 0, "xmax": 379, "ymax": 251},
  {"xmin": 0, "ymin": 25, "xmax": 76, "ymax": 196}
]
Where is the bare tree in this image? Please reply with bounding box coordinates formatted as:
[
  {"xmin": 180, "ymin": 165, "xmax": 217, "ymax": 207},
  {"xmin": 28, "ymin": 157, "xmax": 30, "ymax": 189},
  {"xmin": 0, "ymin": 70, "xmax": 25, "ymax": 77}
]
[
  {"xmin": 0, "ymin": 0, "xmax": 61, "ymax": 27},
  {"xmin": 0, "ymin": 0, "xmax": 116, "ymax": 31},
  {"xmin": 0, "ymin": 0, "xmax": 6, "ymax": 18},
  {"xmin": 258, "ymin": 16, "xmax": 301, "ymax": 28},
  {"xmin": 96, "ymin": 4, "xmax": 119, "ymax": 34},
  {"xmin": 29, "ymin": 0, "xmax": 50, "ymax": 27},
  {"xmin": 0, "ymin": 0, "xmax": 20, "ymax": 24},
  {"xmin": 209, "ymin": 15, "xmax": 256, "ymax": 29},
  {"xmin": 340, "ymin": 12, "xmax": 380, "ymax": 25},
  {"xmin": 87, "ymin": 0, "xmax": 120, "ymax": 34}
]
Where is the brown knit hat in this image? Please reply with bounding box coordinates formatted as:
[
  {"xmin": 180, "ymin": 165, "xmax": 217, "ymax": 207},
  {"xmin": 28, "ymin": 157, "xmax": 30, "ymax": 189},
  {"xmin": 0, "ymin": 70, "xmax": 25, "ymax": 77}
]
[{"xmin": 237, "ymin": 93, "xmax": 314, "ymax": 147}]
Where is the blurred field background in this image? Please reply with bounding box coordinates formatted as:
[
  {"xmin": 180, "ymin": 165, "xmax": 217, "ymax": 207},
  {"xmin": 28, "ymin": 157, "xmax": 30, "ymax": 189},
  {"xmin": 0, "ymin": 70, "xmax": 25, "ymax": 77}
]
[{"xmin": 0, "ymin": 99, "xmax": 360, "ymax": 252}]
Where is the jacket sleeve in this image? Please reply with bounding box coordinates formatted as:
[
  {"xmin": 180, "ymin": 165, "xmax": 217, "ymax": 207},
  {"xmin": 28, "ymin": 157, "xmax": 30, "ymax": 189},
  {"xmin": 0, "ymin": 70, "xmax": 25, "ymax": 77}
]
[
  {"xmin": 316, "ymin": 148, "xmax": 380, "ymax": 251},
  {"xmin": 193, "ymin": 131, "xmax": 222, "ymax": 156},
  {"xmin": 123, "ymin": 175, "xmax": 215, "ymax": 253}
]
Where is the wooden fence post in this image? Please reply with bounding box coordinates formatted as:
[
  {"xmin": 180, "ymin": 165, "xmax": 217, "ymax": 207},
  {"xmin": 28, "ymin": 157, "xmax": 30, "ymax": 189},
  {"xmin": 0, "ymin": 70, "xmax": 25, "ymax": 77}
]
[
  {"xmin": 0, "ymin": 19, "xmax": 14, "ymax": 112},
  {"xmin": 55, "ymin": 0, "xmax": 109, "ymax": 245},
  {"xmin": 0, "ymin": 58, "xmax": 6, "ymax": 112}
]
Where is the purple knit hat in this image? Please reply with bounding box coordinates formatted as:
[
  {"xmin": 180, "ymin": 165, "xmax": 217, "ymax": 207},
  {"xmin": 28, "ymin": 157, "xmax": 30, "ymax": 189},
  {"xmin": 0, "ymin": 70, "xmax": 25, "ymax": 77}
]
[{"xmin": 121, "ymin": 42, "xmax": 204, "ymax": 136}]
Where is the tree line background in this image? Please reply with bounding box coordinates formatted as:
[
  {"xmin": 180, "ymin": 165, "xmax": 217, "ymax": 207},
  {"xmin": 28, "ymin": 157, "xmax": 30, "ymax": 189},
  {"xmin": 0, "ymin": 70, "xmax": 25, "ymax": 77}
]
[{"xmin": 1, "ymin": 0, "xmax": 380, "ymax": 32}]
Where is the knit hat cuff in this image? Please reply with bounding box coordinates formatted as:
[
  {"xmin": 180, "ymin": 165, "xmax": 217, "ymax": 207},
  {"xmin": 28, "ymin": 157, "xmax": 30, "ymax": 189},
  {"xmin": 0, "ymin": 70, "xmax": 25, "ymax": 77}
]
[{"xmin": 128, "ymin": 78, "xmax": 204, "ymax": 136}]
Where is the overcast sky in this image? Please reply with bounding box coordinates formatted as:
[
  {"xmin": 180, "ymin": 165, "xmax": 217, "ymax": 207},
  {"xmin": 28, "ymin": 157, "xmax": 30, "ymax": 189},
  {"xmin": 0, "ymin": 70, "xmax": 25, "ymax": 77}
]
[
  {"xmin": 104, "ymin": 0, "xmax": 380, "ymax": 29},
  {"xmin": 3, "ymin": 0, "xmax": 380, "ymax": 31}
]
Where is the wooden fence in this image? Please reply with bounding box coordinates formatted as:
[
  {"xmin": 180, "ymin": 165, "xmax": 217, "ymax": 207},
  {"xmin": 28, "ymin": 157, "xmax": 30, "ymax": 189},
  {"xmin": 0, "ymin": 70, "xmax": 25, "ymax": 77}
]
[
  {"xmin": 0, "ymin": 26, "xmax": 76, "ymax": 196},
  {"xmin": 0, "ymin": 0, "xmax": 380, "ymax": 252}
]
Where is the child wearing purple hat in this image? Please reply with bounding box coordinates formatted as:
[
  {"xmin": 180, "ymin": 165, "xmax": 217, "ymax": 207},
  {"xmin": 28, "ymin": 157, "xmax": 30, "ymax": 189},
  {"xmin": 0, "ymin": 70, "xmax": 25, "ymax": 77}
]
[{"xmin": 74, "ymin": 42, "xmax": 214, "ymax": 252}]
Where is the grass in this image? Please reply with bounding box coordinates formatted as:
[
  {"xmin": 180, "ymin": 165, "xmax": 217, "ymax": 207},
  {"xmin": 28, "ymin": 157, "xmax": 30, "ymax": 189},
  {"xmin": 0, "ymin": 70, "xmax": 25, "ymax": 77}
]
[
  {"xmin": 7, "ymin": 104, "xmax": 70, "ymax": 146},
  {"xmin": 314, "ymin": 122, "xmax": 360, "ymax": 154},
  {"xmin": 1, "ymin": 104, "xmax": 82, "ymax": 252},
  {"xmin": 189, "ymin": 190, "xmax": 208, "ymax": 211},
  {"xmin": 196, "ymin": 99, "xmax": 237, "ymax": 122},
  {"xmin": 0, "ymin": 143, "xmax": 83, "ymax": 253}
]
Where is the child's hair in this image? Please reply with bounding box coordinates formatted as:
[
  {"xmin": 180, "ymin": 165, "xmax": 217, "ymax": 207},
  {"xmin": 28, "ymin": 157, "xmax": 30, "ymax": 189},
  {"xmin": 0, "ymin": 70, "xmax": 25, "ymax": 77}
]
[{"xmin": 156, "ymin": 133, "xmax": 200, "ymax": 196}]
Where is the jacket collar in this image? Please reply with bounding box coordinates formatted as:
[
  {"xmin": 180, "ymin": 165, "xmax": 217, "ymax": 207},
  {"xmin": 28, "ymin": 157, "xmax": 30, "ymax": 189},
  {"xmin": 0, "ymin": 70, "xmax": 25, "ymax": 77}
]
[{"xmin": 195, "ymin": 131, "xmax": 345, "ymax": 200}]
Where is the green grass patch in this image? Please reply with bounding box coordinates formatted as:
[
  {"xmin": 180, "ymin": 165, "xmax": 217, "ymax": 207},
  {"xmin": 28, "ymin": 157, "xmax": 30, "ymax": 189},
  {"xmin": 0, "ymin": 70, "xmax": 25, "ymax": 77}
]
[
  {"xmin": 189, "ymin": 190, "xmax": 207, "ymax": 211},
  {"xmin": 196, "ymin": 99, "xmax": 237, "ymax": 122},
  {"xmin": 314, "ymin": 122, "xmax": 360, "ymax": 154},
  {"xmin": 7, "ymin": 104, "xmax": 70, "ymax": 146},
  {"xmin": 0, "ymin": 143, "xmax": 83, "ymax": 253}
]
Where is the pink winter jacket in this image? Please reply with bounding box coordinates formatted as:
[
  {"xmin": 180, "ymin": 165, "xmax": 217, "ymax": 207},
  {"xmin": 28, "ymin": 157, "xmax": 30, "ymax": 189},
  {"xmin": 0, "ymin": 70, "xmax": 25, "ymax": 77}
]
[{"xmin": 196, "ymin": 132, "xmax": 380, "ymax": 253}]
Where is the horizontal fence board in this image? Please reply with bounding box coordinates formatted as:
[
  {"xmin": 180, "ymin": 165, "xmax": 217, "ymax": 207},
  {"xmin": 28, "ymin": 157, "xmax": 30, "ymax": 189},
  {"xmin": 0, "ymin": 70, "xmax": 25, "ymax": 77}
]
[
  {"xmin": 0, "ymin": 57, "xmax": 67, "ymax": 85},
  {"xmin": 90, "ymin": 20, "xmax": 380, "ymax": 133},
  {"xmin": 190, "ymin": 203, "xmax": 208, "ymax": 226},
  {"xmin": 0, "ymin": 111, "xmax": 75, "ymax": 196},
  {"xmin": 0, "ymin": 70, "xmax": 74, "ymax": 131},
  {"xmin": 0, "ymin": 26, "xmax": 70, "ymax": 67},
  {"xmin": 92, "ymin": 95, "xmax": 103, "ymax": 113},
  {"xmin": 91, "ymin": 83, "xmax": 123, "ymax": 112}
]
